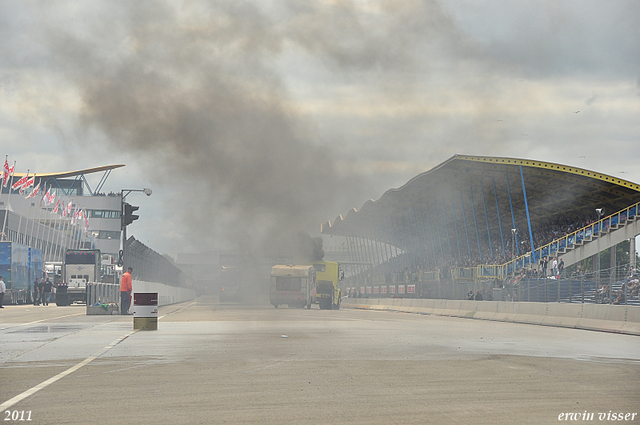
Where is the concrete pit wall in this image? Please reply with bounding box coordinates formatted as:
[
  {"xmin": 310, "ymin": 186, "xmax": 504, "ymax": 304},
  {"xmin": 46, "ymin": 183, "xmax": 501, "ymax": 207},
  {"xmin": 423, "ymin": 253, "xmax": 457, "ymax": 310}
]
[{"xmin": 342, "ymin": 298, "xmax": 640, "ymax": 336}]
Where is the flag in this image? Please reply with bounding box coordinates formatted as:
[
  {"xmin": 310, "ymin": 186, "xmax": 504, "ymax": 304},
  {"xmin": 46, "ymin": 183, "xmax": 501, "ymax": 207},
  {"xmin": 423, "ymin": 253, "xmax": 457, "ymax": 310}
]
[
  {"xmin": 66, "ymin": 201, "xmax": 72, "ymax": 216},
  {"xmin": 71, "ymin": 208, "xmax": 80, "ymax": 225},
  {"xmin": 12, "ymin": 172, "xmax": 29, "ymax": 192},
  {"xmin": 52, "ymin": 199, "xmax": 60, "ymax": 214},
  {"xmin": 25, "ymin": 182, "xmax": 40, "ymax": 199},
  {"xmin": 42, "ymin": 186, "xmax": 51, "ymax": 204},
  {"xmin": 85, "ymin": 215, "xmax": 89, "ymax": 232},
  {"xmin": 2, "ymin": 159, "xmax": 9, "ymax": 187},
  {"xmin": 24, "ymin": 176, "xmax": 35, "ymax": 190}
]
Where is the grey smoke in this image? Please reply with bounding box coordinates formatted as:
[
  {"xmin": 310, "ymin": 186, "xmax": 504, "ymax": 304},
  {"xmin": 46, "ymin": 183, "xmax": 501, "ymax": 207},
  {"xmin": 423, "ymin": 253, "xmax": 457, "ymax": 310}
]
[
  {"xmin": 38, "ymin": 1, "xmax": 367, "ymax": 254},
  {"xmin": 2, "ymin": 0, "xmax": 638, "ymax": 256}
]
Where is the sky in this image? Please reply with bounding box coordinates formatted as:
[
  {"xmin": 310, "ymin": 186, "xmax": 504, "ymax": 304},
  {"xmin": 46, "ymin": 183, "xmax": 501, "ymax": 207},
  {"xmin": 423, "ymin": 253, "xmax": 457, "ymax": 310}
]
[{"xmin": 1, "ymin": 0, "xmax": 639, "ymax": 258}]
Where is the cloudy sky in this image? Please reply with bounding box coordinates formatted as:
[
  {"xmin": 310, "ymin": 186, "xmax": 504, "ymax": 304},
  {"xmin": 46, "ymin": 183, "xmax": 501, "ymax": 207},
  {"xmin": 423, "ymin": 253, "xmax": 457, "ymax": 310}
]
[{"xmin": 1, "ymin": 0, "xmax": 639, "ymax": 257}]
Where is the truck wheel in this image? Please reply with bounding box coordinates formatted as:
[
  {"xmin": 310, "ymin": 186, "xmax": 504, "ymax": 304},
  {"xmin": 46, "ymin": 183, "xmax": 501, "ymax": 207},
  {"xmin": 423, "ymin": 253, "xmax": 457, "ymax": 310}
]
[{"xmin": 334, "ymin": 296, "xmax": 341, "ymax": 310}]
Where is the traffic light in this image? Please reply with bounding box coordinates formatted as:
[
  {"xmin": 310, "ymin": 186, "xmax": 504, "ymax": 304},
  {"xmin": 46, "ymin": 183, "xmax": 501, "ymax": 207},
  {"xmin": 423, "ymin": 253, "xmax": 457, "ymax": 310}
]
[{"xmin": 122, "ymin": 202, "xmax": 139, "ymax": 227}]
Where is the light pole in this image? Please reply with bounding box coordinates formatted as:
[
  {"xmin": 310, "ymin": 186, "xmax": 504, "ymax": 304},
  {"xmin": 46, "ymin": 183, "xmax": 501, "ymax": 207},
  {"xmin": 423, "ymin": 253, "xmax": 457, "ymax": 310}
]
[
  {"xmin": 119, "ymin": 188, "xmax": 152, "ymax": 270},
  {"xmin": 595, "ymin": 208, "xmax": 605, "ymax": 301},
  {"xmin": 511, "ymin": 228, "xmax": 517, "ymax": 278}
]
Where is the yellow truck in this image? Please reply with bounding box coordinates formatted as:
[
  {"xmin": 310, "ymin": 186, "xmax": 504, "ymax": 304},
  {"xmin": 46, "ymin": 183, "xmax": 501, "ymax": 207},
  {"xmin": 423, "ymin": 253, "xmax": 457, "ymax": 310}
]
[{"xmin": 313, "ymin": 261, "xmax": 342, "ymax": 310}]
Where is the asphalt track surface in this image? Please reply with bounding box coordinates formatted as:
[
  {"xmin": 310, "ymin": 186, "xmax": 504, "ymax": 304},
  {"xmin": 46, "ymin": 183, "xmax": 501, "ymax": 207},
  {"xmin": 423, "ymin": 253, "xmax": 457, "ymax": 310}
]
[{"xmin": 1, "ymin": 296, "xmax": 639, "ymax": 425}]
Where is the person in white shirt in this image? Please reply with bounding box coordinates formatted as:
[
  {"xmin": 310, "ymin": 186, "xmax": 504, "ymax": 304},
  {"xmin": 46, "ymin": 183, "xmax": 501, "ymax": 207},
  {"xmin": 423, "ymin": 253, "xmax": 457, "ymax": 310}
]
[{"xmin": 0, "ymin": 276, "xmax": 6, "ymax": 308}]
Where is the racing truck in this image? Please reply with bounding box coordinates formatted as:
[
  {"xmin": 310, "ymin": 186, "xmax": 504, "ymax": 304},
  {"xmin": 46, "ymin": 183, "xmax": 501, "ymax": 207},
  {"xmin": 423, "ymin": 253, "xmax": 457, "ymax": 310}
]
[
  {"xmin": 56, "ymin": 249, "xmax": 101, "ymax": 306},
  {"xmin": 313, "ymin": 261, "xmax": 342, "ymax": 310}
]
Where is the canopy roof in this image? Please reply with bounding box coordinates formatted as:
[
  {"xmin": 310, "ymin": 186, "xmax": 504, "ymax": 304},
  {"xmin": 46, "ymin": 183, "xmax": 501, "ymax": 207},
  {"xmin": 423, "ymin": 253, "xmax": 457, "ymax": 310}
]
[
  {"xmin": 12, "ymin": 164, "xmax": 125, "ymax": 178},
  {"xmin": 322, "ymin": 155, "xmax": 640, "ymax": 262}
]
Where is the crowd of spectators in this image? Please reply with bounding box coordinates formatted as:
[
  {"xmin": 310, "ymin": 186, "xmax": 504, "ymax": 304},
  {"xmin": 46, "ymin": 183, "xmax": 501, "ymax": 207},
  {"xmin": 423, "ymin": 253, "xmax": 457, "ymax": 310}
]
[{"xmin": 369, "ymin": 213, "xmax": 594, "ymax": 280}]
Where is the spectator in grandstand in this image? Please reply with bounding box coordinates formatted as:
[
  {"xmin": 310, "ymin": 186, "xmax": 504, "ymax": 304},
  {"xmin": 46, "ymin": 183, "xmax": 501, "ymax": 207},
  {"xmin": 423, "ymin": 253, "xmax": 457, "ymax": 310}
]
[
  {"xmin": 597, "ymin": 284, "xmax": 610, "ymax": 304},
  {"xmin": 552, "ymin": 257, "xmax": 558, "ymax": 277},
  {"xmin": 467, "ymin": 290, "xmax": 474, "ymax": 300},
  {"xmin": 613, "ymin": 283, "xmax": 626, "ymax": 305},
  {"xmin": 558, "ymin": 258, "xmax": 564, "ymax": 278},
  {"xmin": 571, "ymin": 265, "xmax": 584, "ymax": 277},
  {"xmin": 540, "ymin": 256, "xmax": 548, "ymax": 278},
  {"xmin": 474, "ymin": 290, "xmax": 483, "ymax": 301}
]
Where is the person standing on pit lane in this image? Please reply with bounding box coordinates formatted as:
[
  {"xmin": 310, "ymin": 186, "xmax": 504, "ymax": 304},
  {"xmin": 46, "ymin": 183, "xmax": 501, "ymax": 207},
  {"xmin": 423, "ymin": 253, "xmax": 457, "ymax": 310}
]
[
  {"xmin": 0, "ymin": 276, "xmax": 5, "ymax": 308},
  {"xmin": 43, "ymin": 278, "xmax": 53, "ymax": 306},
  {"xmin": 32, "ymin": 277, "xmax": 40, "ymax": 305},
  {"xmin": 36, "ymin": 278, "xmax": 45, "ymax": 306},
  {"xmin": 120, "ymin": 267, "xmax": 133, "ymax": 315}
]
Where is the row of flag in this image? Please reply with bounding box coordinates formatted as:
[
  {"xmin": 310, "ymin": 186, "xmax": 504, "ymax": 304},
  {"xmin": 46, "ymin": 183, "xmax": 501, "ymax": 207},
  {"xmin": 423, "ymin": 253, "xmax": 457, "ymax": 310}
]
[{"xmin": 2, "ymin": 157, "xmax": 89, "ymax": 232}]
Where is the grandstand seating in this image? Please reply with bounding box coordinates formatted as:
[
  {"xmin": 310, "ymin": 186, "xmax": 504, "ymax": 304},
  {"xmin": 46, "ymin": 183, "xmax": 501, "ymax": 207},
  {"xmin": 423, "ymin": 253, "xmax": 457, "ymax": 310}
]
[{"xmin": 479, "ymin": 201, "xmax": 640, "ymax": 278}]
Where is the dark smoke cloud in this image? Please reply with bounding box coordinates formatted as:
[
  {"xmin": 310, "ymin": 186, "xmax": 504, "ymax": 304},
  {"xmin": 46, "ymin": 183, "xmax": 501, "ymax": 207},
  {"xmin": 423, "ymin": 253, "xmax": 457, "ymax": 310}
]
[
  {"xmin": 34, "ymin": 1, "xmax": 369, "ymax": 254},
  {"xmin": 294, "ymin": 232, "xmax": 324, "ymax": 263},
  {"xmin": 3, "ymin": 0, "xmax": 638, "ymax": 257}
]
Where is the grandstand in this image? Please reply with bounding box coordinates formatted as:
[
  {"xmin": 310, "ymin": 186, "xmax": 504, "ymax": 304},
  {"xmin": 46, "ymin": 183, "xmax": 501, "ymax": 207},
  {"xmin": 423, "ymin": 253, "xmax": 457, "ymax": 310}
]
[{"xmin": 322, "ymin": 155, "xmax": 640, "ymax": 305}]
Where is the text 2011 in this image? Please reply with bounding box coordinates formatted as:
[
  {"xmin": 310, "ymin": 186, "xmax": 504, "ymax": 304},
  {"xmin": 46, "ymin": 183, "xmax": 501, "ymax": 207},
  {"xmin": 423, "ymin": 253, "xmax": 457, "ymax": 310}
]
[{"xmin": 4, "ymin": 411, "xmax": 32, "ymax": 421}]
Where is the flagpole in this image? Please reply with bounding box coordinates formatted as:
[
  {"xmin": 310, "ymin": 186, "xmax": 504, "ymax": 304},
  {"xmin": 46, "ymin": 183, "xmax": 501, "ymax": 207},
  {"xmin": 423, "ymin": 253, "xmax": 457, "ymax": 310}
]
[
  {"xmin": 33, "ymin": 188, "xmax": 44, "ymax": 252},
  {"xmin": 0, "ymin": 155, "xmax": 7, "ymax": 241},
  {"xmin": 74, "ymin": 207, "xmax": 82, "ymax": 250},
  {"xmin": 55, "ymin": 199, "xmax": 68, "ymax": 262},
  {"xmin": 26, "ymin": 177, "xmax": 39, "ymax": 248},
  {"xmin": 22, "ymin": 176, "xmax": 41, "ymax": 245},
  {"xmin": 46, "ymin": 197, "xmax": 60, "ymax": 262},
  {"xmin": 1, "ymin": 160, "xmax": 16, "ymax": 241},
  {"xmin": 55, "ymin": 209, "xmax": 67, "ymax": 262},
  {"xmin": 65, "ymin": 202, "xmax": 74, "ymax": 254},
  {"xmin": 15, "ymin": 172, "xmax": 27, "ymax": 244},
  {"xmin": 52, "ymin": 209, "xmax": 62, "ymax": 262},
  {"xmin": 44, "ymin": 208, "xmax": 54, "ymax": 262},
  {"xmin": 38, "ymin": 187, "xmax": 51, "ymax": 258}
]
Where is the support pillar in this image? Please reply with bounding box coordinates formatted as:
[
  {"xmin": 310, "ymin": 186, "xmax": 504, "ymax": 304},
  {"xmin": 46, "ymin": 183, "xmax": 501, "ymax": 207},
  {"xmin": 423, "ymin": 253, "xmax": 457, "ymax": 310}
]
[{"xmin": 610, "ymin": 243, "xmax": 617, "ymax": 283}]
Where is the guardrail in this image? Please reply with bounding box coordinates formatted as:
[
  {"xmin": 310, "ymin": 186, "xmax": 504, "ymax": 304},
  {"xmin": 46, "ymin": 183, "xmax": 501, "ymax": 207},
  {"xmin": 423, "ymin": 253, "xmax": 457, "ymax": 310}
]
[{"xmin": 86, "ymin": 283, "xmax": 120, "ymax": 306}]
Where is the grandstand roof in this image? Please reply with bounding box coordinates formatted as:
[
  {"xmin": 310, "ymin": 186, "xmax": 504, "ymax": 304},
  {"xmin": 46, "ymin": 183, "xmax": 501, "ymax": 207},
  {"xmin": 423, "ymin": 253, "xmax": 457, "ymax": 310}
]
[
  {"xmin": 322, "ymin": 155, "xmax": 640, "ymax": 261},
  {"xmin": 12, "ymin": 164, "xmax": 125, "ymax": 178}
]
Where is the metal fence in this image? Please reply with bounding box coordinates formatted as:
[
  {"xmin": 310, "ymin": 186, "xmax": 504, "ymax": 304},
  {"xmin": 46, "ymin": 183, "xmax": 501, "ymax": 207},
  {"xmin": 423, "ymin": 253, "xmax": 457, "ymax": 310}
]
[
  {"xmin": 344, "ymin": 263, "xmax": 640, "ymax": 305},
  {"xmin": 125, "ymin": 236, "xmax": 190, "ymax": 287},
  {"xmin": 499, "ymin": 265, "xmax": 639, "ymax": 305},
  {"xmin": 86, "ymin": 282, "xmax": 120, "ymax": 305}
]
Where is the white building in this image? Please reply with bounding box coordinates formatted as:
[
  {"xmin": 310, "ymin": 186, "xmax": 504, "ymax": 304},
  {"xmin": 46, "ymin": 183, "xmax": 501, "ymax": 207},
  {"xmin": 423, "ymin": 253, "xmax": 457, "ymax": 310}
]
[{"xmin": 0, "ymin": 165, "xmax": 125, "ymax": 261}]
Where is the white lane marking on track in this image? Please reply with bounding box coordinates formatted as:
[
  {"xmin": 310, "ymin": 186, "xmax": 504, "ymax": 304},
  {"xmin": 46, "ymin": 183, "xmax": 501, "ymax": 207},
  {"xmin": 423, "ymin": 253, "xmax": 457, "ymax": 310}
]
[
  {"xmin": 0, "ymin": 312, "xmax": 85, "ymax": 331},
  {"xmin": 0, "ymin": 329, "xmax": 138, "ymax": 411}
]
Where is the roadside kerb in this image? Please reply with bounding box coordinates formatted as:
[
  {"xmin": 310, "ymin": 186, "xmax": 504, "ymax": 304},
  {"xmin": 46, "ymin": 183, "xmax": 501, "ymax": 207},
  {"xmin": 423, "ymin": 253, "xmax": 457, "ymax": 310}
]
[{"xmin": 341, "ymin": 299, "xmax": 640, "ymax": 336}]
